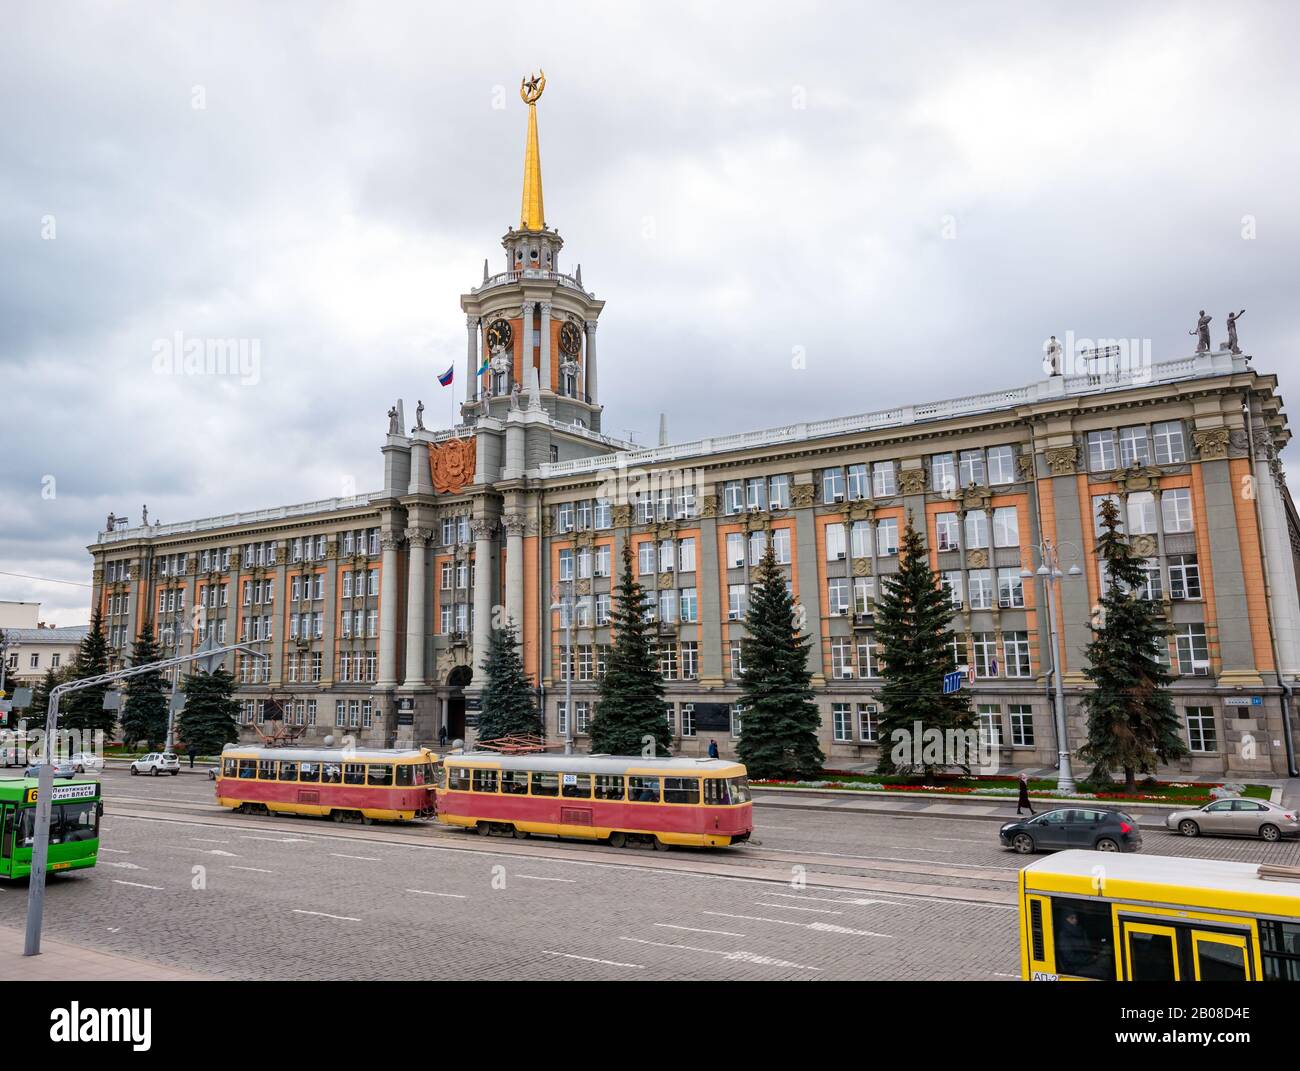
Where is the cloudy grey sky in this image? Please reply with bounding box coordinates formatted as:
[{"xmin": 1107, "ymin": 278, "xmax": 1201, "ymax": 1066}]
[{"xmin": 3, "ymin": 1, "xmax": 1298, "ymax": 625}]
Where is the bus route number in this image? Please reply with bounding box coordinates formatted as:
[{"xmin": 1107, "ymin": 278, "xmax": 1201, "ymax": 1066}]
[{"xmin": 1031, "ymin": 971, "xmax": 1059, "ymax": 981}]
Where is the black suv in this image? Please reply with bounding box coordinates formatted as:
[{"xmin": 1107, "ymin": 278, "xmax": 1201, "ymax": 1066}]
[{"xmin": 999, "ymin": 807, "xmax": 1142, "ymax": 854}]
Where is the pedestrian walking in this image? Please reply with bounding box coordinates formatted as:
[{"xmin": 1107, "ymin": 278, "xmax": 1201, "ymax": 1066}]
[
  {"xmin": 1017, "ymin": 772, "xmax": 1035, "ymax": 816},
  {"xmin": 707, "ymin": 738, "xmax": 719, "ymax": 759},
  {"xmin": 438, "ymin": 723, "xmax": 448, "ymax": 749},
  {"xmin": 187, "ymin": 744, "xmax": 197, "ymax": 769}
]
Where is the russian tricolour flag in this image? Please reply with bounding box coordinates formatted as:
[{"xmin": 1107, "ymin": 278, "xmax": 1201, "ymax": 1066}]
[{"xmin": 437, "ymin": 365, "xmax": 454, "ymax": 387}]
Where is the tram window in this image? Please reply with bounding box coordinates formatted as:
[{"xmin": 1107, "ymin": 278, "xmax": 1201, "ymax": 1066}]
[
  {"xmin": 703, "ymin": 779, "xmax": 731, "ymax": 805},
  {"xmin": 368, "ymin": 764, "xmax": 394, "ymax": 787},
  {"xmin": 278, "ymin": 762, "xmax": 298, "ymax": 782},
  {"xmin": 1050, "ymin": 897, "xmax": 1115, "ymax": 980},
  {"xmin": 562, "ymin": 774, "xmax": 591, "ymax": 799},
  {"xmin": 424, "ymin": 762, "xmax": 436, "ymax": 784},
  {"xmin": 530, "ymin": 772, "xmax": 559, "ymax": 797},
  {"xmin": 594, "ymin": 775, "xmax": 624, "ymax": 801},
  {"xmin": 258, "ymin": 760, "xmax": 276, "ymax": 780},
  {"xmin": 223, "ymin": 758, "xmax": 238, "ymax": 777},
  {"xmin": 448, "ymin": 767, "xmax": 470, "ymax": 791},
  {"xmin": 322, "ymin": 763, "xmax": 342, "ymax": 784},
  {"xmin": 432, "ymin": 764, "xmax": 447, "ymax": 789},
  {"xmin": 344, "ymin": 763, "xmax": 366, "ymax": 786},
  {"xmin": 1260, "ymin": 920, "xmax": 1300, "ymax": 982},
  {"xmin": 299, "ymin": 762, "xmax": 321, "ymax": 783},
  {"xmin": 664, "ymin": 777, "xmax": 700, "ymax": 805},
  {"xmin": 627, "ymin": 776, "xmax": 661, "ymax": 803},
  {"xmin": 727, "ymin": 777, "xmax": 752, "ymax": 803},
  {"xmin": 501, "ymin": 771, "xmax": 528, "ymax": 795},
  {"xmin": 472, "ymin": 769, "xmax": 499, "ymax": 793},
  {"xmin": 397, "ymin": 765, "xmax": 414, "ymax": 787},
  {"xmin": 238, "ymin": 759, "xmax": 256, "ymax": 779}
]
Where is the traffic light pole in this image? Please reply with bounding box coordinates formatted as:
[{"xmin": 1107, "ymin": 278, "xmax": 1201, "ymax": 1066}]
[{"xmin": 23, "ymin": 638, "xmax": 265, "ymax": 956}]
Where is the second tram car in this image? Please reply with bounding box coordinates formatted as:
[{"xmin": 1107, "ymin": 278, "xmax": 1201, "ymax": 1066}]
[{"xmin": 435, "ymin": 753, "xmax": 753, "ymax": 847}]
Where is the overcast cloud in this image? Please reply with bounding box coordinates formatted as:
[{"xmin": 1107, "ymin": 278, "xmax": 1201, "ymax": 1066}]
[{"xmin": 3, "ymin": 1, "xmax": 1298, "ymax": 625}]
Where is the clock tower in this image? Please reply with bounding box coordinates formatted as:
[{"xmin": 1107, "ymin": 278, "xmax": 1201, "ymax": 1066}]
[{"xmin": 460, "ymin": 71, "xmax": 605, "ymax": 432}]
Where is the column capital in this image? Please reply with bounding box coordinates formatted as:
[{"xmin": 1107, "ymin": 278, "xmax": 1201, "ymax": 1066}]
[
  {"xmin": 539, "ymin": 301, "xmax": 553, "ymax": 314},
  {"xmin": 502, "ymin": 512, "xmax": 529, "ymax": 536},
  {"xmin": 466, "ymin": 314, "xmax": 480, "ymax": 328},
  {"xmin": 584, "ymin": 319, "xmax": 598, "ymax": 332},
  {"xmin": 403, "ymin": 527, "xmax": 432, "ymax": 546},
  {"xmin": 521, "ymin": 300, "xmax": 534, "ymax": 316},
  {"xmin": 381, "ymin": 533, "xmax": 406, "ymax": 552},
  {"xmin": 470, "ymin": 518, "xmax": 497, "ymax": 541}
]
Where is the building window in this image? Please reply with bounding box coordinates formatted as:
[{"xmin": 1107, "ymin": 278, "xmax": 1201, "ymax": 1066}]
[
  {"xmin": 972, "ymin": 633, "xmax": 998, "ymax": 677},
  {"xmin": 931, "ymin": 453, "xmax": 956, "ymax": 497},
  {"xmin": 987, "ymin": 445, "xmax": 1016, "ymax": 485},
  {"xmin": 958, "ymin": 449, "xmax": 986, "ymax": 487},
  {"xmin": 681, "ymin": 641, "xmax": 699, "ymax": 680},
  {"xmin": 997, "ymin": 568, "xmax": 1024, "ymax": 608},
  {"xmin": 1087, "ymin": 430, "xmax": 1117, "ymax": 471},
  {"xmin": 1185, "ymin": 706, "xmax": 1217, "ymax": 753},
  {"xmin": 1152, "ymin": 421, "xmax": 1187, "ymax": 464},
  {"xmin": 977, "ymin": 704, "xmax": 1003, "ymax": 748},
  {"xmin": 1009, "ymin": 704, "xmax": 1035, "ymax": 747},
  {"xmin": 1126, "ymin": 492, "xmax": 1158, "ymax": 535},
  {"xmin": 728, "ymin": 585, "xmax": 746, "ymax": 620},
  {"xmin": 1168, "ymin": 554, "xmax": 1202, "ymax": 599},
  {"xmin": 680, "ymin": 703, "xmax": 696, "ymax": 737},
  {"xmin": 822, "ymin": 468, "xmax": 845, "ymax": 503},
  {"xmin": 856, "ymin": 637, "xmax": 879, "ymax": 679},
  {"xmin": 1118, "ymin": 425, "xmax": 1150, "ymax": 467},
  {"xmin": 941, "ymin": 571, "xmax": 963, "ymax": 609},
  {"xmin": 830, "ymin": 638, "xmax": 854, "ymax": 679},
  {"xmin": 729, "ymin": 640, "xmax": 745, "ymax": 679},
  {"xmin": 936, "ymin": 513, "xmax": 959, "ymax": 552},
  {"xmin": 845, "ymin": 464, "xmax": 869, "ymax": 501},
  {"xmin": 1003, "ymin": 631, "xmax": 1032, "ymax": 677},
  {"xmin": 832, "ymin": 703, "xmax": 852, "ymax": 742},
  {"xmin": 1161, "ymin": 488, "xmax": 1194, "ymax": 533},
  {"xmin": 1175, "ymin": 625, "xmax": 1209, "ymax": 675},
  {"xmin": 992, "ymin": 507, "xmax": 1019, "ymax": 548},
  {"xmin": 827, "ymin": 578, "xmax": 850, "ymax": 615},
  {"xmin": 964, "ymin": 510, "xmax": 989, "ymax": 549},
  {"xmin": 768, "ymin": 475, "xmax": 791, "ymax": 509},
  {"xmin": 968, "ymin": 570, "xmax": 993, "ymax": 609},
  {"xmin": 872, "ymin": 461, "xmax": 897, "ymax": 498},
  {"xmin": 857, "ymin": 703, "xmax": 879, "ymax": 743},
  {"xmin": 724, "ymin": 480, "xmax": 744, "ymax": 514},
  {"xmin": 876, "ymin": 517, "xmax": 898, "ymax": 556}
]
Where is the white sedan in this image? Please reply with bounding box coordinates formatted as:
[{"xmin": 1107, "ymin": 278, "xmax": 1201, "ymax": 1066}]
[{"xmin": 68, "ymin": 752, "xmax": 103, "ymax": 774}]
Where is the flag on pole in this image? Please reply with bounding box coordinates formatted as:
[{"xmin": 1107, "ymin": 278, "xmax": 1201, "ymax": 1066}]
[
  {"xmin": 477, "ymin": 355, "xmax": 490, "ymax": 377},
  {"xmin": 437, "ymin": 365, "xmax": 454, "ymax": 387}
]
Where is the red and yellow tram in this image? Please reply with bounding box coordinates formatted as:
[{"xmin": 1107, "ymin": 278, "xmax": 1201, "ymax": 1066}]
[
  {"xmin": 434, "ymin": 753, "xmax": 753, "ymax": 848},
  {"xmin": 216, "ymin": 745, "xmax": 438, "ymax": 822}
]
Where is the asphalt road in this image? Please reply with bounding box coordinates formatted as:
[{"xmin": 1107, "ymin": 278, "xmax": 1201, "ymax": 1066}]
[{"xmin": 1, "ymin": 767, "xmax": 1295, "ymax": 980}]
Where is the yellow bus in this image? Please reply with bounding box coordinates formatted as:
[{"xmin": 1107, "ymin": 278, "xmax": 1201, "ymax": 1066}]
[{"xmin": 1019, "ymin": 850, "xmax": 1300, "ymax": 982}]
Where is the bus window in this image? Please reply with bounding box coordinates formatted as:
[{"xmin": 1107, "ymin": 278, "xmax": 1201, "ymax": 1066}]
[
  {"xmin": 1, "ymin": 806, "xmax": 11, "ymax": 860},
  {"xmin": 258, "ymin": 760, "xmax": 276, "ymax": 780},
  {"xmin": 530, "ymin": 772, "xmax": 559, "ymax": 797},
  {"xmin": 50, "ymin": 802, "xmax": 98, "ymax": 844},
  {"xmin": 703, "ymin": 779, "xmax": 731, "ymax": 805},
  {"xmin": 501, "ymin": 770, "xmax": 528, "ymax": 795},
  {"xmin": 562, "ymin": 774, "xmax": 591, "ymax": 799},
  {"xmin": 299, "ymin": 762, "xmax": 321, "ymax": 784},
  {"xmin": 594, "ymin": 775, "xmax": 624, "ymax": 801},
  {"xmin": 322, "ymin": 763, "xmax": 342, "ymax": 784},
  {"xmin": 344, "ymin": 763, "xmax": 366, "ymax": 786},
  {"xmin": 448, "ymin": 767, "xmax": 470, "ymax": 791},
  {"xmin": 1193, "ymin": 935, "xmax": 1249, "ymax": 981},
  {"xmin": 222, "ymin": 758, "xmax": 238, "ymax": 777},
  {"xmin": 664, "ymin": 777, "xmax": 700, "ymax": 805},
  {"xmin": 1050, "ymin": 897, "xmax": 1115, "ymax": 980},
  {"xmin": 278, "ymin": 762, "xmax": 298, "ymax": 782},
  {"xmin": 368, "ymin": 764, "xmax": 394, "ymax": 787},
  {"xmin": 627, "ymin": 776, "xmax": 661, "ymax": 803},
  {"xmin": 1260, "ymin": 921, "xmax": 1300, "ymax": 981},
  {"xmin": 472, "ymin": 769, "xmax": 499, "ymax": 793}
]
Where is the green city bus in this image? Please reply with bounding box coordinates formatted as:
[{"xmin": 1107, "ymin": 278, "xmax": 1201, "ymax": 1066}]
[{"xmin": 0, "ymin": 779, "xmax": 102, "ymax": 879}]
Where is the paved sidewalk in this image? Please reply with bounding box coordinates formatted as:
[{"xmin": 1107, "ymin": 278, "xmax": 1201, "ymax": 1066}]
[{"xmin": 0, "ymin": 925, "xmax": 207, "ymax": 981}]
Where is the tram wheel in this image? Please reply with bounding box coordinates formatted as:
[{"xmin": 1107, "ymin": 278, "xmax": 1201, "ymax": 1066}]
[
  {"xmin": 512, "ymin": 826, "xmax": 530, "ymax": 839},
  {"xmin": 652, "ymin": 837, "xmax": 671, "ymax": 852},
  {"xmin": 362, "ymin": 815, "xmax": 375, "ymax": 826},
  {"xmin": 476, "ymin": 821, "xmax": 492, "ymax": 837},
  {"xmin": 608, "ymin": 831, "xmax": 627, "ymax": 849}
]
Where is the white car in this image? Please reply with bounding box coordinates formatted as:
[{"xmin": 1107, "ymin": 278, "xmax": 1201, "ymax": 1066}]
[
  {"xmin": 130, "ymin": 752, "xmax": 180, "ymax": 776},
  {"xmin": 68, "ymin": 752, "xmax": 103, "ymax": 774}
]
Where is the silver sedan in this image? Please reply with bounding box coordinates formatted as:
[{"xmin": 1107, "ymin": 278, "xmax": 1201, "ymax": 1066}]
[{"xmin": 1166, "ymin": 798, "xmax": 1300, "ymax": 842}]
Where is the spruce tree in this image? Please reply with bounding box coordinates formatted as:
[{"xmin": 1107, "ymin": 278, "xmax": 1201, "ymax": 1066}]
[
  {"xmin": 735, "ymin": 544, "xmax": 825, "ymax": 779},
  {"xmin": 588, "ymin": 543, "xmax": 671, "ymax": 757},
  {"xmin": 874, "ymin": 511, "xmax": 974, "ymax": 775},
  {"xmin": 177, "ymin": 666, "xmax": 240, "ymax": 755},
  {"xmin": 121, "ymin": 619, "xmax": 169, "ymax": 748},
  {"xmin": 477, "ymin": 622, "xmax": 541, "ymax": 741},
  {"xmin": 28, "ymin": 667, "xmax": 60, "ymax": 722},
  {"xmin": 1078, "ymin": 498, "xmax": 1186, "ymax": 791},
  {"xmin": 64, "ymin": 606, "xmax": 115, "ymax": 738}
]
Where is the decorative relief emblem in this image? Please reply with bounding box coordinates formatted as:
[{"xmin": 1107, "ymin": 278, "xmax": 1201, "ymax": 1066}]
[
  {"xmin": 428, "ymin": 437, "xmax": 477, "ymax": 495},
  {"xmin": 1043, "ymin": 446, "xmax": 1078, "ymax": 476},
  {"xmin": 1131, "ymin": 534, "xmax": 1158, "ymax": 558},
  {"xmin": 657, "ymin": 571, "xmax": 675, "ymax": 589},
  {"xmin": 700, "ymin": 494, "xmax": 719, "ymax": 519},
  {"xmin": 612, "ymin": 504, "xmax": 632, "ymax": 528},
  {"xmin": 541, "ymin": 514, "xmax": 554, "ymax": 536},
  {"xmin": 791, "ymin": 483, "xmax": 815, "ymax": 509},
  {"xmin": 852, "ymin": 557, "xmax": 873, "ymax": 577},
  {"xmin": 897, "ymin": 469, "xmax": 926, "ymax": 496},
  {"xmin": 960, "ymin": 484, "xmax": 992, "ymax": 511},
  {"xmin": 575, "ymin": 528, "xmax": 595, "ymax": 547},
  {"xmin": 1192, "ymin": 428, "xmax": 1230, "ymax": 461},
  {"xmin": 1015, "ymin": 452, "xmax": 1035, "ymax": 482},
  {"xmin": 967, "ymin": 549, "xmax": 989, "ymax": 568},
  {"xmin": 1112, "ymin": 463, "xmax": 1162, "ymax": 493},
  {"xmin": 325, "ymin": 540, "xmax": 338, "ymax": 559},
  {"xmin": 847, "ymin": 501, "xmax": 874, "ymax": 523}
]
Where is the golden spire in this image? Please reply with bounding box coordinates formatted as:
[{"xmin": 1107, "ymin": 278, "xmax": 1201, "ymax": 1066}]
[{"xmin": 519, "ymin": 70, "xmax": 546, "ymax": 231}]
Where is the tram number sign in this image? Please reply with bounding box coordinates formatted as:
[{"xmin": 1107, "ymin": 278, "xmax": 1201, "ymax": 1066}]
[{"xmin": 562, "ymin": 774, "xmax": 577, "ymax": 787}]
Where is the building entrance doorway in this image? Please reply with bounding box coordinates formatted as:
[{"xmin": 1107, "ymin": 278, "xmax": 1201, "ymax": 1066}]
[{"xmin": 446, "ymin": 665, "xmax": 472, "ymax": 742}]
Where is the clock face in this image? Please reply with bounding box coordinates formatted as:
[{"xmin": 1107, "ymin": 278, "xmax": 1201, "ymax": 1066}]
[
  {"xmin": 560, "ymin": 321, "xmax": 582, "ymax": 357},
  {"xmin": 486, "ymin": 319, "xmax": 513, "ymax": 353}
]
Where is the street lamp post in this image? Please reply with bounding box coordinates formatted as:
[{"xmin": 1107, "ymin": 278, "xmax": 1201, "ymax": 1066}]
[
  {"xmin": 24, "ymin": 637, "xmax": 266, "ymax": 956},
  {"xmin": 1021, "ymin": 539, "xmax": 1083, "ymax": 794}
]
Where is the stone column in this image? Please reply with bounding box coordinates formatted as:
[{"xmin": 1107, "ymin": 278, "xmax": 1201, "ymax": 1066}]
[
  {"xmin": 585, "ymin": 320, "xmax": 598, "ymax": 401},
  {"xmin": 403, "ymin": 528, "xmax": 431, "ymax": 686},
  {"xmin": 520, "ymin": 301, "xmax": 534, "ymax": 389},
  {"xmin": 471, "ymin": 515, "xmax": 496, "ymax": 681},
  {"xmin": 377, "ymin": 532, "xmax": 404, "ymax": 687},
  {"xmin": 466, "ymin": 315, "xmax": 479, "ymax": 402},
  {"xmin": 539, "ymin": 301, "xmax": 552, "ymax": 394},
  {"xmin": 503, "ymin": 511, "xmax": 526, "ymax": 632}
]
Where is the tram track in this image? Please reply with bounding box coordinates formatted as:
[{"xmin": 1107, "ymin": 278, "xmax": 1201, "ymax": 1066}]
[{"xmin": 101, "ymin": 793, "xmax": 1018, "ymax": 905}]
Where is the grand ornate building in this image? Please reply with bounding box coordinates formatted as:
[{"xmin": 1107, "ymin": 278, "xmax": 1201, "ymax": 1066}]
[{"xmin": 88, "ymin": 78, "xmax": 1300, "ymax": 778}]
